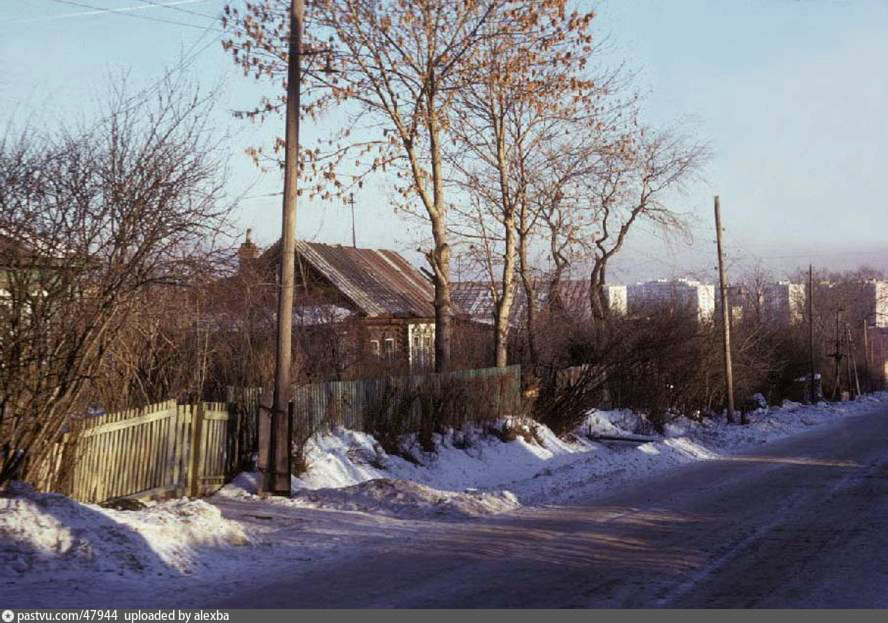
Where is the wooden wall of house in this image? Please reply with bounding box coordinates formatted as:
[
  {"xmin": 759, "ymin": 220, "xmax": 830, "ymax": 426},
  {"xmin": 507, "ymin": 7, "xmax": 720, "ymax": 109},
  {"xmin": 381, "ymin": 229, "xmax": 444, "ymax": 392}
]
[{"xmin": 364, "ymin": 320, "xmax": 410, "ymax": 369}]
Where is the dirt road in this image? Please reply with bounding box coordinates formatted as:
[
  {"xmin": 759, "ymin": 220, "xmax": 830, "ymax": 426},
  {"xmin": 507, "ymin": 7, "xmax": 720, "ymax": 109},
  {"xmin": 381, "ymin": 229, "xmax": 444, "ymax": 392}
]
[{"xmin": 217, "ymin": 407, "xmax": 888, "ymax": 608}]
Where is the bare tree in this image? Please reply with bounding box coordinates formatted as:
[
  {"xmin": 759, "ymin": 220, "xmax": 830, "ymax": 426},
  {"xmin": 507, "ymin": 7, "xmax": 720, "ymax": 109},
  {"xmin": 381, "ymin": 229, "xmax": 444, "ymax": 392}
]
[
  {"xmin": 584, "ymin": 128, "xmax": 707, "ymax": 320},
  {"xmin": 446, "ymin": 5, "xmax": 598, "ymax": 367},
  {"xmin": 0, "ymin": 74, "xmax": 232, "ymax": 489},
  {"xmin": 223, "ymin": 0, "xmax": 600, "ymax": 372}
]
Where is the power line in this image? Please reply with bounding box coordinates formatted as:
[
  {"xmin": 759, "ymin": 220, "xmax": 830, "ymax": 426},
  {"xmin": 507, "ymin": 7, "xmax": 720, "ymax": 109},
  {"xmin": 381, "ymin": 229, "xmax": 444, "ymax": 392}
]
[
  {"xmin": 82, "ymin": 31, "xmax": 221, "ymax": 129},
  {"xmin": 5, "ymin": 0, "xmax": 212, "ymax": 24},
  {"xmin": 241, "ymin": 191, "xmax": 284, "ymax": 200},
  {"xmin": 44, "ymin": 0, "xmax": 223, "ymax": 32},
  {"xmin": 135, "ymin": 0, "xmax": 218, "ymax": 21}
]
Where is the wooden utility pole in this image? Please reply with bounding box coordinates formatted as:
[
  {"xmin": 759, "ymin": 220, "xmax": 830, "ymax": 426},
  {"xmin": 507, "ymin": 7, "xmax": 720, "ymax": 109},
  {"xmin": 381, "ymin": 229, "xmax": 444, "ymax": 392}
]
[
  {"xmin": 808, "ymin": 264, "xmax": 817, "ymax": 403},
  {"xmin": 847, "ymin": 324, "xmax": 861, "ymax": 398},
  {"xmin": 830, "ymin": 308, "xmax": 843, "ymax": 400},
  {"xmin": 862, "ymin": 317, "xmax": 870, "ymax": 392},
  {"xmin": 263, "ymin": 0, "xmax": 303, "ymax": 496},
  {"xmin": 714, "ymin": 196, "xmax": 737, "ymax": 424}
]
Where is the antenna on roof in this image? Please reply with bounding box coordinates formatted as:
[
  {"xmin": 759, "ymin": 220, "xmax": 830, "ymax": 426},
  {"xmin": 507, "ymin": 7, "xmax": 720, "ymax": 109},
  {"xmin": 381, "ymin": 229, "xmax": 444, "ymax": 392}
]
[{"xmin": 348, "ymin": 193, "xmax": 356, "ymax": 248}]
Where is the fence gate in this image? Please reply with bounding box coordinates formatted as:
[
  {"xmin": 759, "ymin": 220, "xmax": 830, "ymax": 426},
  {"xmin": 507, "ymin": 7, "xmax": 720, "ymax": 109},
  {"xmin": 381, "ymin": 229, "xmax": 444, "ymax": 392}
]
[{"xmin": 38, "ymin": 400, "xmax": 241, "ymax": 504}]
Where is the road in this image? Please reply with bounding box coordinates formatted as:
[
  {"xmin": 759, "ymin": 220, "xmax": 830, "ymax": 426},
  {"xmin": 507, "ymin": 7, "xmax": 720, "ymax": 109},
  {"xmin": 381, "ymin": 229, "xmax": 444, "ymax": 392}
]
[{"xmin": 217, "ymin": 406, "xmax": 888, "ymax": 608}]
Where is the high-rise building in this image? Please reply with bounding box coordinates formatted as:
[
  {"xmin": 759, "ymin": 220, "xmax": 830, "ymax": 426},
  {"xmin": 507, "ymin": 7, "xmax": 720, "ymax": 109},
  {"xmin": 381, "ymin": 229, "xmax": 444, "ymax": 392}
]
[{"xmin": 627, "ymin": 279, "xmax": 715, "ymax": 323}]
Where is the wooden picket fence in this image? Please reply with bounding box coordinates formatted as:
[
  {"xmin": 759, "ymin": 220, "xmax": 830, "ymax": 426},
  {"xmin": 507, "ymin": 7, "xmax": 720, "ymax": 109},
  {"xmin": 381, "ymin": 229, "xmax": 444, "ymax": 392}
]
[
  {"xmin": 36, "ymin": 396, "xmax": 259, "ymax": 504},
  {"xmin": 33, "ymin": 367, "xmax": 521, "ymax": 504}
]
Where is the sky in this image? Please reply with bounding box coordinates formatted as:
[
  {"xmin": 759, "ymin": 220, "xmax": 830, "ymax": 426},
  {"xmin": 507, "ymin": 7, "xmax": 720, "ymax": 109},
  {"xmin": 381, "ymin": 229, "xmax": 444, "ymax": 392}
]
[{"xmin": 2, "ymin": 0, "xmax": 887, "ymax": 285}]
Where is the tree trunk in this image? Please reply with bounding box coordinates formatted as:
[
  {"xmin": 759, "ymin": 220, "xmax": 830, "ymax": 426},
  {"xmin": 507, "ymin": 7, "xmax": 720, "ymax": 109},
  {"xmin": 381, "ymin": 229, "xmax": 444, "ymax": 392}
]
[
  {"xmin": 426, "ymin": 88, "xmax": 451, "ymax": 373},
  {"xmin": 548, "ymin": 262, "xmax": 567, "ymax": 316},
  {"xmin": 493, "ymin": 120, "xmax": 516, "ymax": 369},
  {"xmin": 517, "ymin": 225, "xmax": 538, "ymax": 365},
  {"xmin": 590, "ymin": 259, "xmax": 609, "ymax": 322},
  {"xmin": 430, "ymin": 220, "xmax": 452, "ymax": 373},
  {"xmin": 494, "ymin": 212, "xmax": 516, "ymax": 368}
]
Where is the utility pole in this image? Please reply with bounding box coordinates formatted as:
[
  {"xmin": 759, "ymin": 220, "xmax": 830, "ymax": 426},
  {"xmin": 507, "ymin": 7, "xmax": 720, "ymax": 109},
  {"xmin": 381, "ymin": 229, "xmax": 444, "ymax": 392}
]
[
  {"xmin": 808, "ymin": 264, "xmax": 816, "ymax": 403},
  {"xmin": 263, "ymin": 0, "xmax": 303, "ymax": 496},
  {"xmin": 862, "ymin": 317, "xmax": 870, "ymax": 392},
  {"xmin": 830, "ymin": 308, "xmax": 843, "ymax": 400},
  {"xmin": 847, "ymin": 323, "xmax": 861, "ymax": 398},
  {"xmin": 714, "ymin": 196, "xmax": 737, "ymax": 424}
]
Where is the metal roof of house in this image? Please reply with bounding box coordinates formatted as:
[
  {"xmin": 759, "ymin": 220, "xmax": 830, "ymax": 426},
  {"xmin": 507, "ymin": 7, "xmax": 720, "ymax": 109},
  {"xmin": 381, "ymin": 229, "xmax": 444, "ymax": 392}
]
[{"xmin": 263, "ymin": 240, "xmax": 435, "ymax": 319}]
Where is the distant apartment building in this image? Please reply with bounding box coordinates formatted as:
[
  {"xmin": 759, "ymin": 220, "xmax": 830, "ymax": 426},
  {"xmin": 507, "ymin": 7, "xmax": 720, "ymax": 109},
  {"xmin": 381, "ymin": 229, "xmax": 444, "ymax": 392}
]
[
  {"xmin": 627, "ymin": 279, "xmax": 715, "ymax": 323},
  {"xmin": 865, "ymin": 281, "xmax": 888, "ymax": 328},
  {"xmin": 759, "ymin": 281, "xmax": 807, "ymax": 325},
  {"xmin": 451, "ymin": 279, "xmax": 627, "ymax": 326},
  {"xmin": 603, "ymin": 284, "xmax": 628, "ymax": 316}
]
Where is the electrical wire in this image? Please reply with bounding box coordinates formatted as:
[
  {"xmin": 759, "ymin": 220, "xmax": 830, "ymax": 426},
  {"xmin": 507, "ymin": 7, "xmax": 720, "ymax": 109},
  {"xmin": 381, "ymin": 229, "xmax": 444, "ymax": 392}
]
[
  {"xmin": 135, "ymin": 0, "xmax": 218, "ymax": 21},
  {"xmin": 44, "ymin": 0, "xmax": 223, "ymax": 32}
]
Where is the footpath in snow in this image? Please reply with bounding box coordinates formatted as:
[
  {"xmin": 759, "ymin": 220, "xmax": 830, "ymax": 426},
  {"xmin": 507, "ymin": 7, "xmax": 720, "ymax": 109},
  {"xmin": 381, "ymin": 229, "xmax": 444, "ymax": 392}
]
[{"xmin": 2, "ymin": 393, "xmax": 887, "ymax": 607}]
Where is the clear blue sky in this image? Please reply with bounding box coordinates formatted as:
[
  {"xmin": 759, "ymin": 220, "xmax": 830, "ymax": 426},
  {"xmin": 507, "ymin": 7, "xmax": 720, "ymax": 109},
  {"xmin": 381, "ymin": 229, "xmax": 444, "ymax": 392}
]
[{"xmin": 2, "ymin": 0, "xmax": 887, "ymax": 283}]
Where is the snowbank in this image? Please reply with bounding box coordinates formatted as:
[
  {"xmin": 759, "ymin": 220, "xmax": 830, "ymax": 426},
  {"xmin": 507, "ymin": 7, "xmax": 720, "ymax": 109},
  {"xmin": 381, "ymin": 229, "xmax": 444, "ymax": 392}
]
[
  {"xmin": 0, "ymin": 484, "xmax": 250, "ymax": 577},
  {"xmin": 231, "ymin": 392, "xmax": 888, "ymax": 507}
]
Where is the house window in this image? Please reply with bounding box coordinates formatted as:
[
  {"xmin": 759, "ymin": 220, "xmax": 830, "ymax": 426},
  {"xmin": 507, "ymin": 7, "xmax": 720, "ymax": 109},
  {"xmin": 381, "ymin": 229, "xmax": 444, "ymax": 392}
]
[
  {"xmin": 384, "ymin": 338, "xmax": 395, "ymax": 361},
  {"xmin": 370, "ymin": 339, "xmax": 380, "ymax": 357},
  {"xmin": 407, "ymin": 323, "xmax": 435, "ymax": 370}
]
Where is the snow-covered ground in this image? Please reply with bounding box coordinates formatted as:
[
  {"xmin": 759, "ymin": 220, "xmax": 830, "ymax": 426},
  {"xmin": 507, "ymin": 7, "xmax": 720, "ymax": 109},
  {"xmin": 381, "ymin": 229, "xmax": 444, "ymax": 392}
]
[
  {"xmin": 0, "ymin": 486, "xmax": 250, "ymax": 577},
  {"xmin": 3, "ymin": 393, "xmax": 887, "ymax": 607},
  {"xmin": 234, "ymin": 393, "xmax": 888, "ymax": 506}
]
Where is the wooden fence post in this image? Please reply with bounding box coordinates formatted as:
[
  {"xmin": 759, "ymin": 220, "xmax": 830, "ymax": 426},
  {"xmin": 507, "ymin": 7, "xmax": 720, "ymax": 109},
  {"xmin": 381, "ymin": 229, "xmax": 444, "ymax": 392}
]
[{"xmin": 189, "ymin": 402, "xmax": 206, "ymax": 497}]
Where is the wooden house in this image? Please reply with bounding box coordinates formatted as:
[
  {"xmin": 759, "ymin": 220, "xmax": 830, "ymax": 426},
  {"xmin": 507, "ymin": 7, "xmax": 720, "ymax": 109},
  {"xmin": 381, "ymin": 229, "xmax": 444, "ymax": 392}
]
[{"xmin": 238, "ymin": 233, "xmax": 437, "ymax": 374}]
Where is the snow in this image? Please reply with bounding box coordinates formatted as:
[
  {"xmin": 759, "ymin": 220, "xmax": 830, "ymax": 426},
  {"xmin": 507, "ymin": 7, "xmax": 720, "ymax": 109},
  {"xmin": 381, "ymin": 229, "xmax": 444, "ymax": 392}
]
[
  {"xmin": 0, "ymin": 484, "xmax": 250, "ymax": 578},
  {"xmin": 3, "ymin": 392, "xmax": 888, "ymax": 607},
  {"xmin": 292, "ymin": 479, "xmax": 520, "ymax": 519},
  {"xmin": 220, "ymin": 394, "xmax": 888, "ymax": 508}
]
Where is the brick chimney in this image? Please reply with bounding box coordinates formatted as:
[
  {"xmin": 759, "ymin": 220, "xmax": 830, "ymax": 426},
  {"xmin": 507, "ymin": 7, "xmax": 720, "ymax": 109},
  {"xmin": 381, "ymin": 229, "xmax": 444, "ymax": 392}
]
[{"xmin": 237, "ymin": 228, "xmax": 259, "ymax": 271}]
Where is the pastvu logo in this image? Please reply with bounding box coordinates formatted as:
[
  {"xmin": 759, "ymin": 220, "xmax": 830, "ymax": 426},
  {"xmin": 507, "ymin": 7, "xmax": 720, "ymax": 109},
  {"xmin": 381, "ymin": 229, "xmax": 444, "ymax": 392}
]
[{"xmin": 1, "ymin": 609, "xmax": 13, "ymax": 623}]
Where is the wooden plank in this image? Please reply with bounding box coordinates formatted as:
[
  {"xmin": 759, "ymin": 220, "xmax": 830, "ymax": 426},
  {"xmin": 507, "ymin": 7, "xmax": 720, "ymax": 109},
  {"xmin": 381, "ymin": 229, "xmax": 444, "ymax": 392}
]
[
  {"xmin": 178, "ymin": 406, "xmax": 190, "ymax": 496},
  {"xmin": 95, "ymin": 429, "xmax": 108, "ymax": 502},
  {"xmin": 152, "ymin": 417, "xmax": 163, "ymax": 491},
  {"xmin": 163, "ymin": 412, "xmax": 176, "ymax": 491},
  {"xmin": 189, "ymin": 404, "xmax": 205, "ymax": 497},
  {"xmin": 79, "ymin": 408, "xmax": 176, "ymax": 437},
  {"xmin": 135, "ymin": 419, "xmax": 148, "ymax": 497},
  {"xmin": 146, "ymin": 419, "xmax": 158, "ymax": 491},
  {"xmin": 172, "ymin": 406, "xmax": 184, "ymax": 493},
  {"xmin": 121, "ymin": 425, "xmax": 133, "ymax": 498},
  {"xmin": 108, "ymin": 426, "xmax": 120, "ymax": 500}
]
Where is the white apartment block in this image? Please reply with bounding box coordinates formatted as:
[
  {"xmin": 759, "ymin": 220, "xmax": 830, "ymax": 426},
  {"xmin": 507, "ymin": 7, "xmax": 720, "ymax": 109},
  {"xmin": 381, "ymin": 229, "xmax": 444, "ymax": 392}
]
[
  {"xmin": 865, "ymin": 281, "xmax": 888, "ymax": 328},
  {"xmin": 760, "ymin": 281, "xmax": 806, "ymax": 325},
  {"xmin": 627, "ymin": 279, "xmax": 715, "ymax": 323},
  {"xmin": 604, "ymin": 284, "xmax": 628, "ymax": 315}
]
